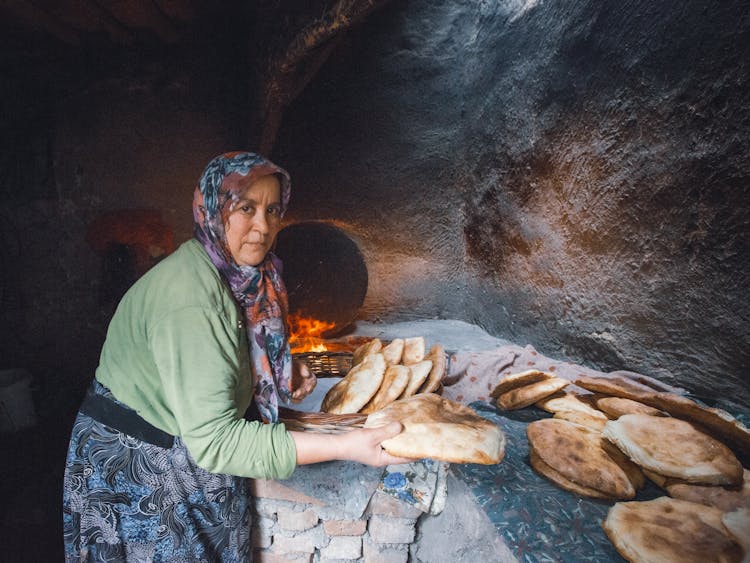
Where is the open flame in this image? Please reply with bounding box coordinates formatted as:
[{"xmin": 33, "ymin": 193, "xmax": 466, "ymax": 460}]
[{"xmin": 288, "ymin": 314, "xmax": 337, "ymax": 353}]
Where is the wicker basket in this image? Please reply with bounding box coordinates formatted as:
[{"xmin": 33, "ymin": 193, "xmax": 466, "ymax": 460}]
[
  {"xmin": 280, "ymin": 351, "xmax": 359, "ymax": 432},
  {"xmin": 293, "ymin": 351, "xmax": 353, "ymax": 378}
]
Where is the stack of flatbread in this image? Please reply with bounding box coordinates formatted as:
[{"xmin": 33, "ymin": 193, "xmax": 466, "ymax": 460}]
[
  {"xmin": 484, "ymin": 367, "xmax": 750, "ymax": 561},
  {"xmin": 321, "ymin": 336, "xmax": 447, "ymax": 415},
  {"xmin": 364, "ymin": 393, "xmax": 506, "ymax": 465},
  {"xmin": 320, "ymin": 337, "xmax": 505, "ymax": 465}
]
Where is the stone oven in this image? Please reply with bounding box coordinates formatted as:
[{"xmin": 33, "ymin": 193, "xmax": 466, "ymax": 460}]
[{"xmin": 0, "ymin": 0, "xmax": 748, "ymax": 561}]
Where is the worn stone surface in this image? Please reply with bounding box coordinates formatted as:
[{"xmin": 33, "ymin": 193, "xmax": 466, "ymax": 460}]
[
  {"xmin": 367, "ymin": 515, "xmax": 417, "ymax": 544},
  {"xmin": 413, "ymin": 473, "xmax": 516, "ymax": 562},
  {"xmin": 319, "ymin": 536, "xmax": 363, "ymax": 560},
  {"xmin": 362, "ymin": 537, "xmax": 409, "ymax": 563},
  {"xmin": 276, "ymin": 507, "xmax": 320, "ymax": 532}
]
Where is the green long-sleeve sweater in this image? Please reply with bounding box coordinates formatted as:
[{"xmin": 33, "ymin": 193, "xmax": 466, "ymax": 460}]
[{"xmin": 95, "ymin": 238, "xmax": 297, "ymax": 479}]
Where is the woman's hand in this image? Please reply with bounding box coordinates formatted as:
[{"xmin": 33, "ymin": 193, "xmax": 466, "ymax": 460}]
[
  {"xmin": 291, "ymin": 422, "xmax": 418, "ymax": 467},
  {"xmin": 339, "ymin": 422, "xmax": 418, "ymax": 466},
  {"xmin": 290, "ymin": 360, "xmax": 316, "ymax": 402}
]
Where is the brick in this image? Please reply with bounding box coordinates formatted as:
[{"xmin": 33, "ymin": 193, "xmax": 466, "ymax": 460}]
[
  {"xmin": 253, "ymin": 497, "xmax": 279, "ymax": 518},
  {"xmin": 366, "ymin": 490, "xmax": 423, "ymax": 519},
  {"xmin": 322, "ymin": 519, "xmax": 367, "ymax": 536},
  {"xmin": 255, "ymin": 515, "xmax": 276, "ymax": 530},
  {"xmin": 271, "ymin": 525, "xmax": 327, "ymax": 554},
  {"xmin": 252, "ymin": 525, "xmax": 273, "ymax": 549},
  {"xmin": 277, "ymin": 507, "xmax": 319, "ymax": 532},
  {"xmin": 362, "ymin": 536, "xmax": 409, "ymax": 563},
  {"xmin": 367, "ymin": 515, "xmax": 416, "ymax": 544},
  {"xmin": 251, "ymin": 479, "xmax": 325, "ymax": 506},
  {"xmin": 253, "ymin": 549, "xmax": 312, "ymax": 563},
  {"xmin": 319, "ymin": 536, "xmax": 362, "ymax": 560},
  {"xmin": 270, "ymin": 534, "xmax": 317, "ymax": 555}
]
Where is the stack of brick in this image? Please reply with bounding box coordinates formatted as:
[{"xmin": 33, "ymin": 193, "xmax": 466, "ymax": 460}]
[{"xmin": 251, "ymin": 479, "xmax": 425, "ymax": 563}]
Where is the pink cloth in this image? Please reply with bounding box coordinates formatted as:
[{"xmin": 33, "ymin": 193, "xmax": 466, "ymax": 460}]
[{"xmin": 442, "ymin": 344, "xmax": 683, "ymax": 405}]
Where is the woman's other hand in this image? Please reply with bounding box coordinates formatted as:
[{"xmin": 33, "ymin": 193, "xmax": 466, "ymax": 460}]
[{"xmin": 290, "ymin": 360, "xmax": 316, "ymax": 402}]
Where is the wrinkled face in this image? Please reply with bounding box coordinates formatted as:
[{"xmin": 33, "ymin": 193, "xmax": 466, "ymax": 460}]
[{"xmin": 225, "ymin": 174, "xmax": 282, "ymax": 266}]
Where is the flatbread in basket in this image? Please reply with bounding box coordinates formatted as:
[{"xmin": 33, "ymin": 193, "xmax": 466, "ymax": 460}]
[{"xmin": 364, "ymin": 393, "xmax": 506, "ymax": 464}]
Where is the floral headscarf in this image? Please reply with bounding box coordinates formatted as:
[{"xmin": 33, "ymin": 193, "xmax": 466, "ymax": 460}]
[{"xmin": 192, "ymin": 151, "xmax": 292, "ymax": 423}]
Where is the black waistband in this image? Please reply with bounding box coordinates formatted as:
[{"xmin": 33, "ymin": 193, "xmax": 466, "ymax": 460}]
[{"xmin": 80, "ymin": 387, "xmax": 175, "ymax": 449}]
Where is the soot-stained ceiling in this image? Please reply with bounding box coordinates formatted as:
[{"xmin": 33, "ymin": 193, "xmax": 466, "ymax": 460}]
[{"xmin": 0, "ymin": 0, "xmax": 394, "ymax": 154}]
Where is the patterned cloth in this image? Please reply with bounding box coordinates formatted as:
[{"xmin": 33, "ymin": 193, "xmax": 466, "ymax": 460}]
[
  {"xmin": 193, "ymin": 151, "xmax": 293, "ymax": 423},
  {"xmin": 379, "ymin": 459, "xmax": 450, "ymax": 515},
  {"xmin": 63, "ymin": 381, "xmax": 251, "ymax": 562}
]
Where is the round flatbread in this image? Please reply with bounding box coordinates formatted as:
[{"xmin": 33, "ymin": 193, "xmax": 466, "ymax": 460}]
[
  {"xmin": 722, "ymin": 508, "xmax": 750, "ymax": 556},
  {"xmin": 321, "ymin": 353, "xmax": 386, "ymax": 414},
  {"xmin": 536, "ymin": 392, "xmax": 608, "ymax": 420},
  {"xmin": 649, "ymin": 468, "xmax": 750, "ymax": 512},
  {"xmin": 360, "ymin": 365, "xmax": 410, "ymax": 414},
  {"xmin": 603, "ymin": 497, "xmax": 742, "ymax": 563},
  {"xmin": 490, "ymin": 370, "xmax": 553, "ymax": 399},
  {"xmin": 529, "ymin": 446, "xmax": 616, "ymax": 499},
  {"xmin": 596, "ymin": 396, "xmax": 666, "ymax": 419},
  {"xmin": 402, "ymin": 336, "xmax": 425, "ymax": 365},
  {"xmin": 553, "ymin": 410, "xmax": 608, "ymax": 432},
  {"xmin": 602, "ymin": 414, "xmax": 743, "ymax": 486},
  {"xmin": 400, "ymin": 360, "xmax": 433, "ymax": 398},
  {"xmin": 418, "ymin": 344, "xmax": 446, "ymax": 394},
  {"xmin": 526, "ymin": 418, "xmax": 635, "ymax": 499},
  {"xmin": 527, "ymin": 418, "xmax": 636, "ymax": 499},
  {"xmin": 352, "ymin": 338, "xmax": 383, "ymax": 367},
  {"xmin": 381, "ymin": 338, "xmax": 404, "ymax": 365},
  {"xmin": 497, "ymin": 377, "xmax": 570, "ymax": 410},
  {"xmin": 364, "ymin": 393, "xmax": 505, "ymax": 464}
]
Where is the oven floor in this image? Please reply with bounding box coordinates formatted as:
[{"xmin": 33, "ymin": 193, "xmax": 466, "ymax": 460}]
[{"xmin": 346, "ymin": 319, "xmax": 750, "ymax": 562}]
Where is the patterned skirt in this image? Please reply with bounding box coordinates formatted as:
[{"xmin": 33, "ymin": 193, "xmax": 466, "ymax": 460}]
[{"xmin": 63, "ymin": 381, "xmax": 252, "ymax": 562}]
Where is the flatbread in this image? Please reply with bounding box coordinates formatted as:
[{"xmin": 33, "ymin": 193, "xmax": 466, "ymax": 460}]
[
  {"xmin": 536, "ymin": 392, "xmax": 608, "ymax": 420},
  {"xmin": 352, "ymin": 339, "xmax": 383, "ymax": 367},
  {"xmin": 527, "ymin": 418, "xmax": 636, "ymax": 499},
  {"xmin": 496, "ymin": 377, "xmax": 569, "ymax": 410},
  {"xmin": 602, "ymin": 414, "xmax": 743, "ymax": 486},
  {"xmin": 553, "ymin": 410, "xmax": 608, "ymax": 432},
  {"xmin": 595, "ymin": 396, "xmax": 666, "ymax": 419},
  {"xmin": 321, "ymin": 353, "xmax": 386, "ymax": 414},
  {"xmin": 364, "ymin": 393, "xmax": 505, "ymax": 464},
  {"xmin": 381, "ymin": 338, "xmax": 404, "ymax": 365},
  {"xmin": 646, "ymin": 468, "xmax": 750, "ymax": 512},
  {"xmin": 529, "ymin": 446, "xmax": 615, "ymax": 500},
  {"xmin": 602, "ymin": 497, "xmax": 742, "ymax": 563},
  {"xmin": 489, "ymin": 369, "xmax": 553, "ymax": 399},
  {"xmin": 360, "ymin": 365, "xmax": 410, "ymax": 414},
  {"xmin": 418, "ymin": 344, "xmax": 446, "ymax": 394},
  {"xmin": 402, "ymin": 336, "xmax": 425, "ymax": 365},
  {"xmin": 722, "ymin": 508, "xmax": 750, "ymax": 559},
  {"xmin": 601, "ymin": 437, "xmax": 647, "ymax": 491},
  {"xmin": 400, "ymin": 360, "xmax": 433, "ymax": 398},
  {"xmin": 576, "ymin": 375, "xmax": 750, "ymax": 466}
]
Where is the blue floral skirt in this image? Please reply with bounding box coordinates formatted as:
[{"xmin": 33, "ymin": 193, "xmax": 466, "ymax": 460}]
[{"xmin": 63, "ymin": 381, "xmax": 251, "ymax": 562}]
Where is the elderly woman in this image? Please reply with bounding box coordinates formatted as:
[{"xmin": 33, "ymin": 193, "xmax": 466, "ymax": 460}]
[{"xmin": 63, "ymin": 152, "xmax": 409, "ymax": 562}]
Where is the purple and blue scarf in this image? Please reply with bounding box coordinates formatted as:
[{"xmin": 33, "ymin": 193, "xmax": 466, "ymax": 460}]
[{"xmin": 192, "ymin": 151, "xmax": 292, "ymax": 423}]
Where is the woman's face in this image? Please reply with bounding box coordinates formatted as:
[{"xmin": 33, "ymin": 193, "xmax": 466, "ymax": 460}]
[{"xmin": 224, "ymin": 174, "xmax": 282, "ymax": 266}]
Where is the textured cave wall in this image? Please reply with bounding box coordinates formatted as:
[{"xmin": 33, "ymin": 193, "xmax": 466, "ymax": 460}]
[{"xmin": 274, "ymin": 0, "xmax": 750, "ymax": 404}]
